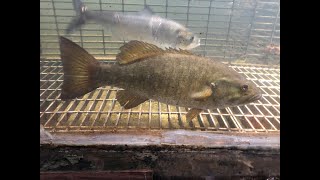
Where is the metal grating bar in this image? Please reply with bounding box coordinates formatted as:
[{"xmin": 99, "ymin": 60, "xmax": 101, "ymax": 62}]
[
  {"xmin": 121, "ymin": 0, "xmax": 124, "ymax": 13},
  {"xmin": 40, "ymin": 60, "xmax": 279, "ymax": 133},
  {"xmin": 217, "ymin": 108, "xmax": 232, "ymax": 131},
  {"xmin": 204, "ymin": 0, "xmax": 213, "ymax": 56},
  {"xmin": 270, "ymin": 2, "xmax": 280, "ymax": 44},
  {"xmin": 206, "ymin": 109, "xmax": 219, "ymax": 131},
  {"xmin": 103, "ymin": 89, "xmax": 117, "ymax": 127},
  {"xmin": 50, "ymin": 0, "xmax": 59, "ymax": 37},
  {"xmin": 158, "ymin": 102, "xmax": 162, "ymax": 129},
  {"xmin": 148, "ymin": 100, "xmax": 152, "ymax": 129},
  {"xmin": 91, "ymin": 89, "xmax": 110, "ymax": 127},
  {"xmin": 186, "ymin": 0, "xmax": 191, "ymax": 27},
  {"xmin": 223, "ymin": 0, "xmax": 235, "ymax": 61},
  {"xmin": 167, "ymin": 104, "xmax": 172, "ymax": 129},
  {"xmin": 178, "ymin": 107, "xmax": 187, "ymax": 127},
  {"xmin": 165, "ymin": 0, "xmax": 168, "ymax": 18},
  {"xmin": 137, "ymin": 103, "xmax": 143, "ymax": 128},
  {"xmin": 236, "ymin": 106, "xmax": 257, "ymax": 132},
  {"xmin": 99, "ymin": 0, "xmax": 106, "ymax": 56},
  {"xmin": 244, "ymin": 0, "xmax": 258, "ymax": 55}
]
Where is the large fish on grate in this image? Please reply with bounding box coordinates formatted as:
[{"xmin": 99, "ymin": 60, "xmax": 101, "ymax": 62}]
[
  {"xmin": 59, "ymin": 36, "xmax": 262, "ymax": 122},
  {"xmin": 65, "ymin": 0, "xmax": 200, "ymax": 50}
]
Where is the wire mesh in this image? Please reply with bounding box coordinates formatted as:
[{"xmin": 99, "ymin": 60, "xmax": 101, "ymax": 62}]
[
  {"xmin": 40, "ymin": 0, "xmax": 280, "ymax": 64},
  {"xmin": 40, "ymin": 59, "xmax": 280, "ymax": 133}
]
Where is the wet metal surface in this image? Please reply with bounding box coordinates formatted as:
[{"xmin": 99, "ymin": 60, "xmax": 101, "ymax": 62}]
[{"xmin": 41, "ymin": 130, "xmax": 279, "ymax": 150}]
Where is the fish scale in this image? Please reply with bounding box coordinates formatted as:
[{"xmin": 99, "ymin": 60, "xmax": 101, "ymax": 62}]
[{"xmin": 97, "ymin": 54, "xmax": 222, "ymax": 108}]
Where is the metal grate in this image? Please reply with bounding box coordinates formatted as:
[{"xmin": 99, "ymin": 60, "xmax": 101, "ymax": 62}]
[
  {"xmin": 40, "ymin": 0, "xmax": 280, "ymax": 64},
  {"xmin": 40, "ymin": 59, "xmax": 280, "ymax": 133}
]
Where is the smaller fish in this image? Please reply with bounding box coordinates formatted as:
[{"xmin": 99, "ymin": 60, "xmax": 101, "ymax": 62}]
[{"xmin": 66, "ymin": 0, "xmax": 200, "ymax": 50}]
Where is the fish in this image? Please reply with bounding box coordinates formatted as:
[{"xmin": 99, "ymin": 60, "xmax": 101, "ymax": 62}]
[
  {"xmin": 59, "ymin": 36, "xmax": 262, "ymax": 121},
  {"xmin": 66, "ymin": 0, "xmax": 200, "ymax": 50}
]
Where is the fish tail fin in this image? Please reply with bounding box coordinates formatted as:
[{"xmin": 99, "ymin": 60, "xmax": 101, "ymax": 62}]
[
  {"xmin": 65, "ymin": 0, "xmax": 88, "ymax": 34},
  {"xmin": 59, "ymin": 36, "xmax": 100, "ymax": 100}
]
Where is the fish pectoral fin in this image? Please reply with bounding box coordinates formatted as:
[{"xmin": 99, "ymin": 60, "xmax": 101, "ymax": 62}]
[
  {"xmin": 116, "ymin": 90, "xmax": 148, "ymax": 109},
  {"xmin": 190, "ymin": 86, "xmax": 213, "ymax": 101},
  {"xmin": 138, "ymin": 5, "xmax": 154, "ymax": 16},
  {"xmin": 186, "ymin": 108, "xmax": 203, "ymax": 120},
  {"xmin": 117, "ymin": 41, "xmax": 165, "ymax": 64}
]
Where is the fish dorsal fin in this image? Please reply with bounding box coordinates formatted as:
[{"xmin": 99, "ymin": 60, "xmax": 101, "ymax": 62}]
[
  {"xmin": 117, "ymin": 40, "xmax": 165, "ymax": 64},
  {"xmin": 138, "ymin": 5, "xmax": 154, "ymax": 16},
  {"xmin": 116, "ymin": 90, "xmax": 148, "ymax": 109},
  {"xmin": 116, "ymin": 41, "xmax": 194, "ymax": 65},
  {"xmin": 165, "ymin": 47, "xmax": 193, "ymax": 55}
]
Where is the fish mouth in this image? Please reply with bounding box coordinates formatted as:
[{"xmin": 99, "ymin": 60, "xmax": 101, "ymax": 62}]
[{"xmin": 249, "ymin": 93, "xmax": 262, "ymax": 102}]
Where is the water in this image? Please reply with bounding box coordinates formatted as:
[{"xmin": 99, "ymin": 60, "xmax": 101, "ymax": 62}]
[{"xmin": 40, "ymin": 0, "xmax": 280, "ymax": 64}]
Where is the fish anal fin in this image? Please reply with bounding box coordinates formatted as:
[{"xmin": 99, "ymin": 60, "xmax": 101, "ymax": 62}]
[
  {"xmin": 116, "ymin": 90, "xmax": 148, "ymax": 109},
  {"xmin": 186, "ymin": 108, "xmax": 203, "ymax": 120},
  {"xmin": 190, "ymin": 85, "xmax": 213, "ymax": 101}
]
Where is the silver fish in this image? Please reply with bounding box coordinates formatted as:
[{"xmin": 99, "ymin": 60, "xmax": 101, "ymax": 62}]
[{"xmin": 66, "ymin": 0, "xmax": 200, "ymax": 50}]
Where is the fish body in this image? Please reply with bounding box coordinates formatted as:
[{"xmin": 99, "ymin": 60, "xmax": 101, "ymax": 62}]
[
  {"xmin": 66, "ymin": 0, "xmax": 200, "ymax": 50},
  {"xmin": 59, "ymin": 36, "xmax": 261, "ymax": 120},
  {"xmin": 97, "ymin": 54, "xmax": 251, "ymax": 110}
]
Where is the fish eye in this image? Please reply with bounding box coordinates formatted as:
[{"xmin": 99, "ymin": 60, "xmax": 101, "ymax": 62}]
[
  {"xmin": 241, "ymin": 84, "xmax": 248, "ymax": 92},
  {"xmin": 190, "ymin": 36, "xmax": 194, "ymax": 41}
]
